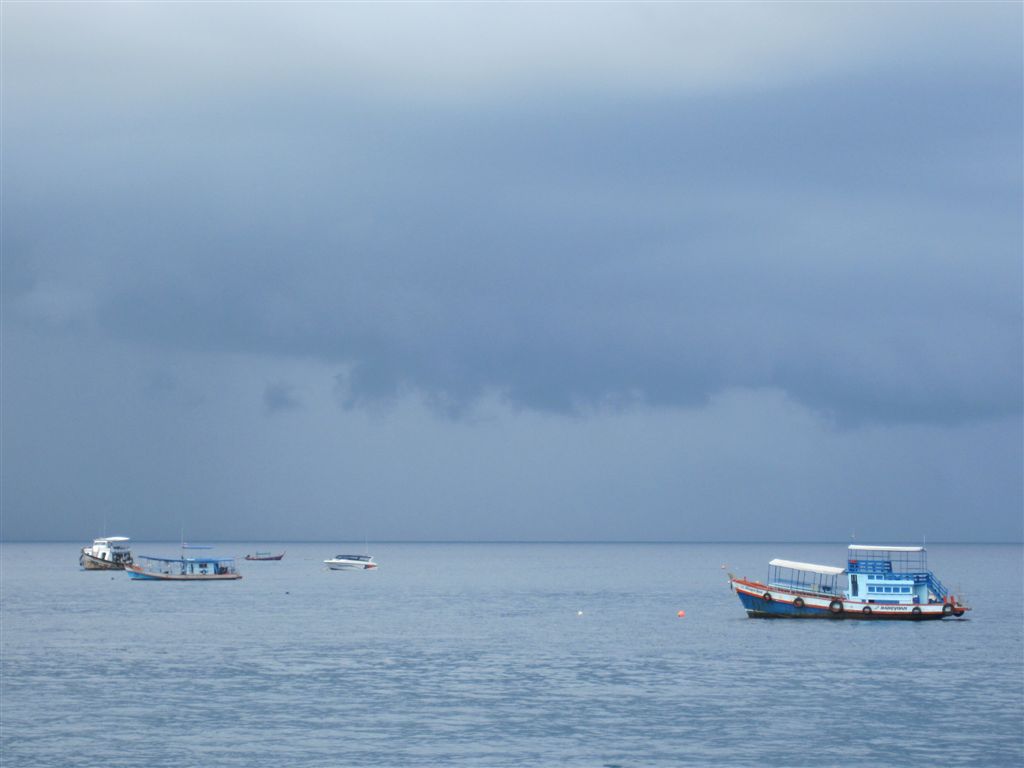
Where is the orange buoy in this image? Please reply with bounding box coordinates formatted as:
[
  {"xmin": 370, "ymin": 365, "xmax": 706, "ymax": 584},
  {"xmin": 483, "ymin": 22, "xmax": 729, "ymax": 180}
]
[{"xmin": 677, "ymin": 610, "xmax": 686, "ymax": 618}]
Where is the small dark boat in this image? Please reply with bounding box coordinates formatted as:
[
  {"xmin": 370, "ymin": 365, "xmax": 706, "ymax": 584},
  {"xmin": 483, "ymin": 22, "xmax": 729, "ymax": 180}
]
[{"xmin": 244, "ymin": 551, "xmax": 285, "ymax": 561}]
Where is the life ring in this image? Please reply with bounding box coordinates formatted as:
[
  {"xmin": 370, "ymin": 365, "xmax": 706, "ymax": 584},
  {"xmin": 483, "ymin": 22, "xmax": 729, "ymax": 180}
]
[
  {"xmin": 829, "ymin": 600, "xmax": 843, "ymax": 614},
  {"xmin": 911, "ymin": 607, "xmax": 922, "ymax": 616},
  {"xmin": 762, "ymin": 592, "xmax": 773, "ymax": 602},
  {"xmin": 793, "ymin": 597, "xmax": 805, "ymax": 609},
  {"xmin": 942, "ymin": 603, "xmax": 953, "ymax": 616},
  {"xmin": 862, "ymin": 606, "xmax": 872, "ymax": 615}
]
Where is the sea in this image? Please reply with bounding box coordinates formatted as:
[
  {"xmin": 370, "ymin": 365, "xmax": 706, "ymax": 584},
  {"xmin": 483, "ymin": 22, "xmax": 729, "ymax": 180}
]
[{"xmin": 1, "ymin": 542, "xmax": 1021, "ymax": 767}]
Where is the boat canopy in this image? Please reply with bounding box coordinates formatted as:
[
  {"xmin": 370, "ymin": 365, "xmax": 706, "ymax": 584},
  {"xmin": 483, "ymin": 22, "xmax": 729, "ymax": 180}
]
[
  {"xmin": 138, "ymin": 554, "xmax": 236, "ymax": 563},
  {"xmin": 768, "ymin": 558, "xmax": 844, "ymax": 576},
  {"xmin": 848, "ymin": 545, "xmax": 923, "ymax": 552}
]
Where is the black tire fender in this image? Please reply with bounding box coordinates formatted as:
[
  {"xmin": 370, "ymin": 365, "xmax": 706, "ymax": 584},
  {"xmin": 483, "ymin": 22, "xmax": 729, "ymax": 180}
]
[
  {"xmin": 793, "ymin": 597, "xmax": 805, "ymax": 609},
  {"xmin": 762, "ymin": 592, "xmax": 773, "ymax": 602},
  {"xmin": 942, "ymin": 603, "xmax": 953, "ymax": 616},
  {"xmin": 862, "ymin": 606, "xmax": 872, "ymax": 615},
  {"xmin": 829, "ymin": 600, "xmax": 843, "ymax": 614}
]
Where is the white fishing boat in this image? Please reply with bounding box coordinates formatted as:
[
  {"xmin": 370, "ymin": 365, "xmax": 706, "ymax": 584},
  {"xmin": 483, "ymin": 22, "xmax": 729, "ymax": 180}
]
[
  {"xmin": 80, "ymin": 536, "xmax": 134, "ymax": 570},
  {"xmin": 324, "ymin": 554, "xmax": 377, "ymax": 570}
]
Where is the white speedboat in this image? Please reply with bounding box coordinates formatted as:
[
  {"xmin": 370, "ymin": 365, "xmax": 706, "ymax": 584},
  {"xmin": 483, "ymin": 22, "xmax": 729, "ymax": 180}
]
[
  {"xmin": 80, "ymin": 536, "xmax": 134, "ymax": 570},
  {"xmin": 324, "ymin": 554, "xmax": 377, "ymax": 570}
]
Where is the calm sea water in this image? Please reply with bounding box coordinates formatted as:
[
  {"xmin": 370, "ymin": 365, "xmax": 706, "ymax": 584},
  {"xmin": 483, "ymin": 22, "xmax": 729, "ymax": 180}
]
[{"xmin": 2, "ymin": 542, "xmax": 1021, "ymax": 767}]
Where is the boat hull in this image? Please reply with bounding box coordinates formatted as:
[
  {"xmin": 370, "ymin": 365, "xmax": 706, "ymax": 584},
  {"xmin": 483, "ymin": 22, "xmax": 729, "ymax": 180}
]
[
  {"xmin": 326, "ymin": 563, "xmax": 377, "ymax": 570},
  {"xmin": 730, "ymin": 577, "xmax": 965, "ymax": 620},
  {"xmin": 244, "ymin": 554, "xmax": 285, "ymax": 561},
  {"xmin": 80, "ymin": 550, "xmax": 130, "ymax": 570},
  {"xmin": 126, "ymin": 565, "xmax": 242, "ymax": 581}
]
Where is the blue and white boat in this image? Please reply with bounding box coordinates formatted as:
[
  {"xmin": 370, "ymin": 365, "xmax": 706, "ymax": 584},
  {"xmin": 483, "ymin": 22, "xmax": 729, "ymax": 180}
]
[
  {"xmin": 729, "ymin": 545, "xmax": 968, "ymax": 620},
  {"xmin": 126, "ymin": 546, "xmax": 242, "ymax": 581}
]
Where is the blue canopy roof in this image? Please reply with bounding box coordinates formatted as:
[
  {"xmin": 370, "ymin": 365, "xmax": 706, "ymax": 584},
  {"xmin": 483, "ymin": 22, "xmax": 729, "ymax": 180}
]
[{"xmin": 138, "ymin": 557, "xmax": 235, "ymax": 561}]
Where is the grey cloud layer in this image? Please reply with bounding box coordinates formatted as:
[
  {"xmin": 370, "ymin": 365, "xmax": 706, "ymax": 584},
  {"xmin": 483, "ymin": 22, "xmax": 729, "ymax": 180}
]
[{"xmin": 4, "ymin": 3, "xmax": 1021, "ymax": 426}]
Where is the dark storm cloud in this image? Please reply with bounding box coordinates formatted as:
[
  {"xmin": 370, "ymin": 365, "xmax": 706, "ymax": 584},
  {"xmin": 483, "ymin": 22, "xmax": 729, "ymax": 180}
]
[
  {"xmin": 3, "ymin": 3, "xmax": 1020, "ymax": 426},
  {"xmin": 9, "ymin": 82, "xmax": 1019, "ymax": 425}
]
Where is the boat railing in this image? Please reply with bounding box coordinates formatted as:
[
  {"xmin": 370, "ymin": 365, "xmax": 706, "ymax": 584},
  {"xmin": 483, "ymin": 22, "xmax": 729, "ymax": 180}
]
[
  {"xmin": 766, "ymin": 581, "xmax": 839, "ymax": 598},
  {"xmin": 925, "ymin": 572, "xmax": 949, "ymax": 601}
]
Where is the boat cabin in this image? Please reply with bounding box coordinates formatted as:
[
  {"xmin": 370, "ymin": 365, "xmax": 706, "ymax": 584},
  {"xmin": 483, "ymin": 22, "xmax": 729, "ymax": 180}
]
[
  {"xmin": 85, "ymin": 537, "xmax": 133, "ymax": 564},
  {"xmin": 846, "ymin": 545, "xmax": 948, "ymax": 605},
  {"xmin": 767, "ymin": 559, "xmax": 844, "ymax": 596},
  {"xmin": 138, "ymin": 555, "xmax": 239, "ymax": 576}
]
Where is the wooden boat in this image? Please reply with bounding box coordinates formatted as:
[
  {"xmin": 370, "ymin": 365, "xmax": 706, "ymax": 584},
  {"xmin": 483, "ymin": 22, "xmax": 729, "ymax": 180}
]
[
  {"xmin": 729, "ymin": 545, "xmax": 969, "ymax": 620},
  {"xmin": 80, "ymin": 537, "xmax": 134, "ymax": 570},
  {"xmin": 244, "ymin": 551, "xmax": 285, "ymax": 561},
  {"xmin": 126, "ymin": 553, "xmax": 242, "ymax": 581}
]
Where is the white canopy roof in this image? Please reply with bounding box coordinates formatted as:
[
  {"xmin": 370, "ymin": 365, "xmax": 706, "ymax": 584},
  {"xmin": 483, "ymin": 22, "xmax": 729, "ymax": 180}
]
[
  {"xmin": 848, "ymin": 545, "xmax": 922, "ymax": 552},
  {"xmin": 769, "ymin": 558, "xmax": 845, "ymax": 576}
]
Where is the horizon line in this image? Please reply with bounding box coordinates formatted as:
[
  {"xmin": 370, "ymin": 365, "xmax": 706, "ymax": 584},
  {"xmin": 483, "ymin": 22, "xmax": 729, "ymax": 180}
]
[{"xmin": 3, "ymin": 538, "xmax": 1021, "ymax": 545}]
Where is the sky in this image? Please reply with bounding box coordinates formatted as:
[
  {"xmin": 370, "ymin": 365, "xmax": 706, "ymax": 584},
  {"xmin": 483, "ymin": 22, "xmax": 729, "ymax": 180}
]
[{"xmin": 2, "ymin": 2, "xmax": 1021, "ymax": 543}]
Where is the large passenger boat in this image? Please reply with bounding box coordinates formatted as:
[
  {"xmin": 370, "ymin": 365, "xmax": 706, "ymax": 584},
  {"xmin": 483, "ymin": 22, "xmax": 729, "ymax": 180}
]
[
  {"xmin": 80, "ymin": 536, "xmax": 134, "ymax": 570},
  {"xmin": 729, "ymin": 545, "xmax": 969, "ymax": 620}
]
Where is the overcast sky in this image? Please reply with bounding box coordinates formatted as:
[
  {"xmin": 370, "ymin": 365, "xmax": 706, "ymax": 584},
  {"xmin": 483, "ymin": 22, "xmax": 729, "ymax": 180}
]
[{"xmin": 2, "ymin": 2, "xmax": 1021, "ymax": 542}]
